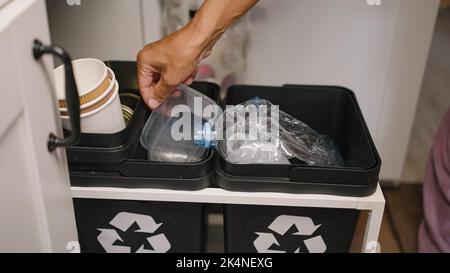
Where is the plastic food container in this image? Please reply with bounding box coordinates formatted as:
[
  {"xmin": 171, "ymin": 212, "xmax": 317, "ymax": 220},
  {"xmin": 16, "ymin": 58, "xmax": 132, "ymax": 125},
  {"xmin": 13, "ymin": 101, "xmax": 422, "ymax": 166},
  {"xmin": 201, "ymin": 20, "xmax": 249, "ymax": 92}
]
[{"xmin": 140, "ymin": 85, "xmax": 219, "ymax": 163}]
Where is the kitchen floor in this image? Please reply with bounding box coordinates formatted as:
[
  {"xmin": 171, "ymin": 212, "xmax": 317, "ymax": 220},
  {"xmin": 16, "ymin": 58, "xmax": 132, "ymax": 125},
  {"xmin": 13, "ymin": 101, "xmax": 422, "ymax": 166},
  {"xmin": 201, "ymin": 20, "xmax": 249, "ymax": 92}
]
[{"xmin": 379, "ymin": 184, "xmax": 423, "ymax": 253}]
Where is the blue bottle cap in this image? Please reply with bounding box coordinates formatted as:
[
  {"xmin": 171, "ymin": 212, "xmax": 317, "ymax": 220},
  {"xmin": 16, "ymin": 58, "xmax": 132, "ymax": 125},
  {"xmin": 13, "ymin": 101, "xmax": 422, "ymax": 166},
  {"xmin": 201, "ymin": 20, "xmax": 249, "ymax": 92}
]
[{"xmin": 194, "ymin": 122, "xmax": 215, "ymax": 148}]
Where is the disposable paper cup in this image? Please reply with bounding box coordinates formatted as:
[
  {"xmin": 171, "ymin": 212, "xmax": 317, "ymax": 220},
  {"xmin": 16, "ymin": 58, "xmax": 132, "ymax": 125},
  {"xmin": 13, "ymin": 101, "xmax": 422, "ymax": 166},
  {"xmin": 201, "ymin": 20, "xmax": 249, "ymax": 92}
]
[
  {"xmin": 59, "ymin": 67, "xmax": 116, "ymax": 112},
  {"xmin": 61, "ymin": 80, "xmax": 125, "ymax": 134},
  {"xmin": 54, "ymin": 58, "xmax": 109, "ymax": 108}
]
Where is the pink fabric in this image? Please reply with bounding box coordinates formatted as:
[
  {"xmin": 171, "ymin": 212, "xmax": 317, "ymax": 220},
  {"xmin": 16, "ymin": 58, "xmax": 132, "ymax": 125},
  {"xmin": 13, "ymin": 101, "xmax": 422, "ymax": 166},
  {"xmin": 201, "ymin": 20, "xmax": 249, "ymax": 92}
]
[{"xmin": 419, "ymin": 109, "xmax": 450, "ymax": 253}]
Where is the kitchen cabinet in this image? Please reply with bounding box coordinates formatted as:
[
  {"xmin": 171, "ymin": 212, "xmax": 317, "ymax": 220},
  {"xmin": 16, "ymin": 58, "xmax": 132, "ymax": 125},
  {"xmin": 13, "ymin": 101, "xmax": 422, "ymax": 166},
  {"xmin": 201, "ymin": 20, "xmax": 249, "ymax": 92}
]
[{"xmin": 0, "ymin": 0, "xmax": 77, "ymax": 252}]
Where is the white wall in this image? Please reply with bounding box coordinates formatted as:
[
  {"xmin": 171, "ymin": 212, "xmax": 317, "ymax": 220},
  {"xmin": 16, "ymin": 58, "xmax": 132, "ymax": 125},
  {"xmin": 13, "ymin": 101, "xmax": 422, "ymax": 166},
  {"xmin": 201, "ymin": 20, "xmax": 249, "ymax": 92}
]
[
  {"xmin": 46, "ymin": 0, "xmax": 439, "ymax": 181},
  {"xmin": 0, "ymin": 0, "xmax": 12, "ymax": 9},
  {"xmin": 46, "ymin": 0, "xmax": 161, "ymax": 61},
  {"xmin": 245, "ymin": 0, "xmax": 439, "ymax": 181}
]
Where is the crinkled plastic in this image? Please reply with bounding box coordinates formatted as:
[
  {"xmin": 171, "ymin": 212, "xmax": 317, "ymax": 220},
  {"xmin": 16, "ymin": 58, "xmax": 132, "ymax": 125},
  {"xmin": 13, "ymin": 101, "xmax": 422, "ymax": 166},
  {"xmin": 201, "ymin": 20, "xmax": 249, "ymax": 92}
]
[
  {"xmin": 140, "ymin": 85, "xmax": 343, "ymax": 167},
  {"xmin": 212, "ymin": 99, "xmax": 344, "ymax": 167}
]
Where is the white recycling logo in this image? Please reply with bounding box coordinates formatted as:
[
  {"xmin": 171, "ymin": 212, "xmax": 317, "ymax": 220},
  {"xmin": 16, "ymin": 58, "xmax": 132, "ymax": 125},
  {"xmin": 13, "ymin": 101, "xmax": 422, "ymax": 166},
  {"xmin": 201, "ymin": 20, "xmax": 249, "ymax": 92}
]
[
  {"xmin": 97, "ymin": 212, "xmax": 171, "ymax": 253},
  {"xmin": 253, "ymin": 215, "xmax": 327, "ymax": 253}
]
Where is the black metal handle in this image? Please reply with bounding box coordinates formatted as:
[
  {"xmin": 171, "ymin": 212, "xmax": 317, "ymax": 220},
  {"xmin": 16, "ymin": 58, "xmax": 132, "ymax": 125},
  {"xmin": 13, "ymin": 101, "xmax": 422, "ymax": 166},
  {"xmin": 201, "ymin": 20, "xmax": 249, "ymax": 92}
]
[{"xmin": 33, "ymin": 39, "xmax": 81, "ymax": 152}]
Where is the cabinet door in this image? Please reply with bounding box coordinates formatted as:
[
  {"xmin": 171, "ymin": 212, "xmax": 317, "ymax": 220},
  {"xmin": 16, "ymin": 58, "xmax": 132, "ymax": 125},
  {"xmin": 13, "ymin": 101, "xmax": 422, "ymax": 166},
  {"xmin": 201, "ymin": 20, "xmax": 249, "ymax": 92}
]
[{"xmin": 0, "ymin": 0, "xmax": 78, "ymax": 252}]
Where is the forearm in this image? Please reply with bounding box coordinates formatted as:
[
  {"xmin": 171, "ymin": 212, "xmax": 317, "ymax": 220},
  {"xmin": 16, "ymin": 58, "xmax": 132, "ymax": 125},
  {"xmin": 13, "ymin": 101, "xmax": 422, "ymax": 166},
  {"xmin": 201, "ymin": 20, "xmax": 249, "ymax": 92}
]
[
  {"xmin": 137, "ymin": 0, "xmax": 258, "ymax": 108},
  {"xmin": 186, "ymin": 0, "xmax": 258, "ymax": 54}
]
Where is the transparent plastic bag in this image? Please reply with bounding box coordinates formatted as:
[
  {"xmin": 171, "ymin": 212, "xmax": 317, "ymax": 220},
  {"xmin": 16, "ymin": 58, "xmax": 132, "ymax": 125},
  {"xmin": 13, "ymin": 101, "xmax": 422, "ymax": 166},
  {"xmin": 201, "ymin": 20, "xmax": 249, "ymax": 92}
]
[
  {"xmin": 209, "ymin": 99, "xmax": 344, "ymax": 167},
  {"xmin": 211, "ymin": 100, "xmax": 290, "ymax": 165}
]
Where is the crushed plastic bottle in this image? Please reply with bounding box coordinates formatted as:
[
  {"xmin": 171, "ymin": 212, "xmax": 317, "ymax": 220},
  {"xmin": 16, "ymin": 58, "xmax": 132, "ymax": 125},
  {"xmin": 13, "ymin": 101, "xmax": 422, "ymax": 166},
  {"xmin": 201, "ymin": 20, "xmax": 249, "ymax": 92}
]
[
  {"xmin": 141, "ymin": 85, "xmax": 344, "ymax": 167},
  {"xmin": 197, "ymin": 98, "xmax": 344, "ymax": 167}
]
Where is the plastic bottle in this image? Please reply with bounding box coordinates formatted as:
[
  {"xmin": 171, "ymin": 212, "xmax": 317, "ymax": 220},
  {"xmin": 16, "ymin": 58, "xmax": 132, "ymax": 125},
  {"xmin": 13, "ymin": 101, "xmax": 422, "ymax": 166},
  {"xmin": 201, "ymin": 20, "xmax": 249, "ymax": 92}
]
[
  {"xmin": 141, "ymin": 85, "xmax": 344, "ymax": 167},
  {"xmin": 195, "ymin": 99, "xmax": 344, "ymax": 167}
]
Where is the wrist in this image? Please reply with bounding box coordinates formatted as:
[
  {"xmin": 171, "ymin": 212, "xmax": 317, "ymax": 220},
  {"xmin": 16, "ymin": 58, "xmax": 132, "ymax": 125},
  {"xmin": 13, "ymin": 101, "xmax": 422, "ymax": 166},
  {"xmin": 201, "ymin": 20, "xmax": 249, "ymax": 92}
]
[
  {"xmin": 185, "ymin": 8, "xmax": 231, "ymax": 56},
  {"xmin": 185, "ymin": 18, "xmax": 216, "ymax": 51}
]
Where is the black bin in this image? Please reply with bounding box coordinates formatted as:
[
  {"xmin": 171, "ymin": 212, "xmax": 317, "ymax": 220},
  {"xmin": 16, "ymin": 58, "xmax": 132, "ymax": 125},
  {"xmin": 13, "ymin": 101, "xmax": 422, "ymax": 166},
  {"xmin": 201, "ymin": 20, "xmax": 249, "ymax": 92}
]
[
  {"xmin": 224, "ymin": 205, "xmax": 359, "ymax": 253},
  {"xmin": 68, "ymin": 62, "xmax": 219, "ymax": 191},
  {"xmin": 68, "ymin": 61, "xmax": 218, "ymax": 253},
  {"xmin": 217, "ymin": 85, "xmax": 381, "ymax": 197},
  {"xmin": 73, "ymin": 199, "xmax": 205, "ymax": 253},
  {"xmin": 218, "ymin": 85, "xmax": 381, "ymax": 253}
]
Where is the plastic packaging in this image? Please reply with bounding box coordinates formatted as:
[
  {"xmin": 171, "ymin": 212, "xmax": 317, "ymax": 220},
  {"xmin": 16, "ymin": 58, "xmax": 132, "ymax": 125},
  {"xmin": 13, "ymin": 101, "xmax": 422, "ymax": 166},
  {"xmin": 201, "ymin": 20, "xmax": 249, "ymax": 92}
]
[
  {"xmin": 141, "ymin": 86, "xmax": 343, "ymax": 167},
  {"xmin": 200, "ymin": 99, "xmax": 344, "ymax": 167},
  {"xmin": 204, "ymin": 99, "xmax": 290, "ymax": 165},
  {"xmin": 140, "ymin": 85, "xmax": 220, "ymax": 163}
]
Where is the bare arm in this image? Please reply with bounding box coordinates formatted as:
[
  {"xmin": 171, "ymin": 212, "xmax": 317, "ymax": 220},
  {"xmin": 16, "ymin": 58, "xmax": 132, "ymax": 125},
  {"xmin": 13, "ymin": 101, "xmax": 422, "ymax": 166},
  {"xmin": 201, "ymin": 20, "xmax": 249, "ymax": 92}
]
[{"xmin": 137, "ymin": 0, "xmax": 258, "ymax": 109}]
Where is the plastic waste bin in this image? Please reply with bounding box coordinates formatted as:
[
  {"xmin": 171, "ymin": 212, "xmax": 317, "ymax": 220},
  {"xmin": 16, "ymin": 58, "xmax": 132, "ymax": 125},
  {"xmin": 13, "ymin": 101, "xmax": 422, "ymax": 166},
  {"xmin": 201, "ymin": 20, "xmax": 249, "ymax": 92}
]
[
  {"xmin": 68, "ymin": 61, "xmax": 219, "ymax": 253},
  {"xmin": 216, "ymin": 85, "xmax": 381, "ymax": 197},
  {"xmin": 217, "ymin": 84, "xmax": 381, "ymax": 253},
  {"xmin": 224, "ymin": 205, "xmax": 359, "ymax": 253},
  {"xmin": 68, "ymin": 62, "xmax": 219, "ymax": 190},
  {"xmin": 73, "ymin": 199, "xmax": 206, "ymax": 253}
]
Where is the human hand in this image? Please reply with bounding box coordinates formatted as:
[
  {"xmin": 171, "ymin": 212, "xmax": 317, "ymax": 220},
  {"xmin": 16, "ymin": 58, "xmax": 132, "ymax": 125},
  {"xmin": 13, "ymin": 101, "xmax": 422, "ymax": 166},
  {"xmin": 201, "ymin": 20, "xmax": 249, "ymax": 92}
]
[
  {"xmin": 137, "ymin": 0, "xmax": 258, "ymax": 109},
  {"xmin": 137, "ymin": 25, "xmax": 208, "ymax": 109}
]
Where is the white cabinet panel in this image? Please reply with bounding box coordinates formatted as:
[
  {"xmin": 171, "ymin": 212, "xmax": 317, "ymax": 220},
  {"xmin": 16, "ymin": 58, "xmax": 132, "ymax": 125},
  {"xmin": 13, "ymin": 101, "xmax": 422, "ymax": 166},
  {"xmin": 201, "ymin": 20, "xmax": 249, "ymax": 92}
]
[
  {"xmin": 0, "ymin": 0, "xmax": 77, "ymax": 252},
  {"xmin": 0, "ymin": 27, "xmax": 22, "ymax": 139},
  {"xmin": 0, "ymin": 120, "xmax": 45, "ymax": 252}
]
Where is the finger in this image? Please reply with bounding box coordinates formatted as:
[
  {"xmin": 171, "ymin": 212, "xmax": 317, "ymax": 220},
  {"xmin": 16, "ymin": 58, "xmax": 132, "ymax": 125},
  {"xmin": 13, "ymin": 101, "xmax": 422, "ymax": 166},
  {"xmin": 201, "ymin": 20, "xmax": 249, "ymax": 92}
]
[
  {"xmin": 190, "ymin": 66, "xmax": 198, "ymax": 80},
  {"xmin": 182, "ymin": 66, "xmax": 198, "ymax": 85},
  {"xmin": 137, "ymin": 71, "xmax": 155, "ymax": 107},
  {"xmin": 183, "ymin": 77, "xmax": 194, "ymax": 86},
  {"xmin": 171, "ymin": 89, "xmax": 182, "ymax": 98},
  {"xmin": 147, "ymin": 79, "xmax": 172, "ymax": 109},
  {"xmin": 153, "ymin": 78, "xmax": 172, "ymax": 101}
]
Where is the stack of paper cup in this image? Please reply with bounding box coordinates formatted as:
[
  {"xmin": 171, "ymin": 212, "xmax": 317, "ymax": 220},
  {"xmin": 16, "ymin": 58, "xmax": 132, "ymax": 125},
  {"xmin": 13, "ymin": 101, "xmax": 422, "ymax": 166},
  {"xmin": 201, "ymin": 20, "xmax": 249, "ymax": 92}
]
[{"xmin": 55, "ymin": 58, "xmax": 126, "ymax": 134}]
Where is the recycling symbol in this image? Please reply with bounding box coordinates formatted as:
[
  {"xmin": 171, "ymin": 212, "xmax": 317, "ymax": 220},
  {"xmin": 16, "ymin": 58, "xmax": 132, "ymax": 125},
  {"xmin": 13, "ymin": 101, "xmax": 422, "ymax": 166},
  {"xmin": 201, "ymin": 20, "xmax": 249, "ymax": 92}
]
[
  {"xmin": 253, "ymin": 215, "xmax": 327, "ymax": 253},
  {"xmin": 97, "ymin": 212, "xmax": 171, "ymax": 253}
]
